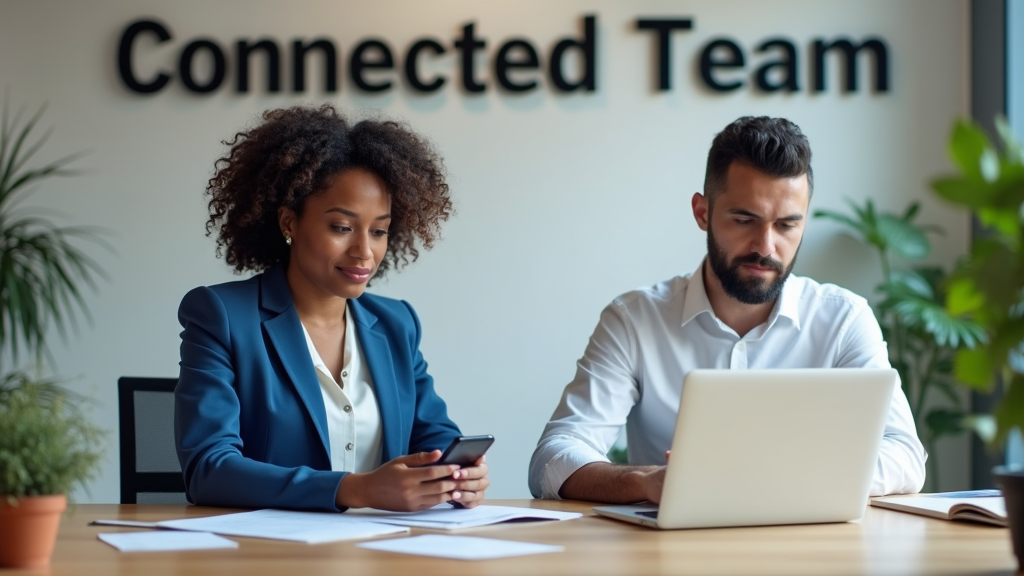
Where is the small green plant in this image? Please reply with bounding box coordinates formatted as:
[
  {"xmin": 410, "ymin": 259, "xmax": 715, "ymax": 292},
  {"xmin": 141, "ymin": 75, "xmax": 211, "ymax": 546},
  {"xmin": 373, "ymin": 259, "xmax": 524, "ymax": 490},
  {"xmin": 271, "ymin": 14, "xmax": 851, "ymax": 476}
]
[
  {"xmin": 815, "ymin": 200, "xmax": 984, "ymax": 490},
  {"xmin": 0, "ymin": 373, "xmax": 104, "ymax": 500},
  {"xmin": 932, "ymin": 117, "xmax": 1024, "ymax": 448}
]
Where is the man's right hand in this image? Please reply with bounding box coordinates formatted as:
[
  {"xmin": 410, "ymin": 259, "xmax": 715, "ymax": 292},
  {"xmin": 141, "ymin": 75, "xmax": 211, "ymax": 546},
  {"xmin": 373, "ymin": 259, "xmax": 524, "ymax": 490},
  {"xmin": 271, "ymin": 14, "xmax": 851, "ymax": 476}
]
[
  {"xmin": 335, "ymin": 450, "xmax": 462, "ymax": 511},
  {"xmin": 558, "ymin": 461, "xmax": 665, "ymax": 504},
  {"xmin": 640, "ymin": 466, "xmax": 667, "ymax": 504}
]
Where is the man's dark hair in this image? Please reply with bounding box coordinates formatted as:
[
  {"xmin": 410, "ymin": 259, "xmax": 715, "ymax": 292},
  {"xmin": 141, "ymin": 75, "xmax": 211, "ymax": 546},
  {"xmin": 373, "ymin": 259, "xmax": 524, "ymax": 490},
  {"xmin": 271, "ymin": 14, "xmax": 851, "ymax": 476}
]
[{"xmin": 703, "ymin": 116, "xmax": 813, "ymax": 204}]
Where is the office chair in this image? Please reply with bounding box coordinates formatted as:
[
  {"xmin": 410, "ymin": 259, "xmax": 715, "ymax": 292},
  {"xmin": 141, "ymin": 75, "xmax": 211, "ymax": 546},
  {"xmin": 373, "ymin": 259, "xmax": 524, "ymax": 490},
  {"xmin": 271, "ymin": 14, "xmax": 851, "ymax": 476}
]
[{"xmin": 117, "ymin": 377, "xmax": 189, "ymax": 504}]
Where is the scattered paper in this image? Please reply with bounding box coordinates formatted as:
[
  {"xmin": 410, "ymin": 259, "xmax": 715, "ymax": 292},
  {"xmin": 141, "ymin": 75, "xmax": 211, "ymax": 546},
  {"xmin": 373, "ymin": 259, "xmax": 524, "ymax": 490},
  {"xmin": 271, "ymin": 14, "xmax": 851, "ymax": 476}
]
[
  {"xmin": 99, "ymin": 531, "xmax": 238, "ymax": 552},
  {"xmin": 157, "ymin": 509, "xmax": 408, "ymax": 544},
  {"xmin": 348, "ymin": 505, "xmax": 582, "ymax": 530},
  {"xmin": 357, "ymin": 534, "xmax": 563, "ymax": 560}
]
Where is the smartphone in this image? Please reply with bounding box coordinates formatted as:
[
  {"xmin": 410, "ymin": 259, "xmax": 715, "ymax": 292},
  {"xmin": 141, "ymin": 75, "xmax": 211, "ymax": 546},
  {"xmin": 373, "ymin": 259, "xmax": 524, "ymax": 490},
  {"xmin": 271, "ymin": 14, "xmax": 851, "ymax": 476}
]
[{"xmin": 435, "ymin": 435, "xmax": 494, "ymax": 466}]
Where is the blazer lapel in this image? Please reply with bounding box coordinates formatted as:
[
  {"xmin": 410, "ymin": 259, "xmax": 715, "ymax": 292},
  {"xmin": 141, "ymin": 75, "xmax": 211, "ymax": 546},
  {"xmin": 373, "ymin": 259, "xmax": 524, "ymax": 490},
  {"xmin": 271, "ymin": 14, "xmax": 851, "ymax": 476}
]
[
  {"xmin": 350, "ymin": 298, "xmax": 404, "ymax": 461},
  {"xmin": 259, "ymin": 266, "xmax": 331, "ymax": 461}
]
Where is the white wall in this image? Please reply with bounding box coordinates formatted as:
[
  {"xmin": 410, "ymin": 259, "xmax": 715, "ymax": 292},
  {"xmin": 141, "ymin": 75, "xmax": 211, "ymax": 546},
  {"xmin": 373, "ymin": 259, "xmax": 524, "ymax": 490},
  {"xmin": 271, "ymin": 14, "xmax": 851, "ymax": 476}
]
[{"xmin": 0, "ymin": 0, "xmax": 970, "ymax": 502}]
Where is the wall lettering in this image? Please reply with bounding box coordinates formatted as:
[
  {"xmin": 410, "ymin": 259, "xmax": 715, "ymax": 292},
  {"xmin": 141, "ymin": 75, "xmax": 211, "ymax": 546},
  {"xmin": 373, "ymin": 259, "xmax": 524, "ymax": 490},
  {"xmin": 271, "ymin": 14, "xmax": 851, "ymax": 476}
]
[{"xmin": 115, "ymin": 15, "xmax": 890, "ymax": 96}]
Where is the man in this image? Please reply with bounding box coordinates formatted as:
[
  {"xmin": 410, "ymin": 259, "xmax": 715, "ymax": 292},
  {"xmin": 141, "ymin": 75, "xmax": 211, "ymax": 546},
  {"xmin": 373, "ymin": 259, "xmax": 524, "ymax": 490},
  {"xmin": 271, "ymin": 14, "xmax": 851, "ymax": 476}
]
[{"xmin": 528, "ymin": 116, "xmax": 926, "ymax": 503}]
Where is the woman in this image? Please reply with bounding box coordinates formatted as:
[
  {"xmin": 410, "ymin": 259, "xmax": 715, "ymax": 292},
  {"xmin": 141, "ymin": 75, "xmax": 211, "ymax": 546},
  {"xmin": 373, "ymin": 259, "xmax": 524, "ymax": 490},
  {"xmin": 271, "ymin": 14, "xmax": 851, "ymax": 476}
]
[{"xmin": 174, "ymin": 104, "xmax": 488, "ymax": 512}]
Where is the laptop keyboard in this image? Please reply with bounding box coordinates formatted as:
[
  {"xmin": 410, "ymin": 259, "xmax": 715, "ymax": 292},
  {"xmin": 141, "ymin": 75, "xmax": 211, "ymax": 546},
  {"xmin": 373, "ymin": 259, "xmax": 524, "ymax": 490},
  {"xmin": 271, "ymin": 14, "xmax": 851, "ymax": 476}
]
[{"xmin": 637, "ymin": 510, "xmax": 659, "ymax": 518}]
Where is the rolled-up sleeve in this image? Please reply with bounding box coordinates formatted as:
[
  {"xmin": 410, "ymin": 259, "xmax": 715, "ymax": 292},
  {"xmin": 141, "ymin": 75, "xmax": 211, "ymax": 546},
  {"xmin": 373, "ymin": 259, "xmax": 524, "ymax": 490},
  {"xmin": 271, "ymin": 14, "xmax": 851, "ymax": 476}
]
[
  {"xmin": 528, "ymin": 303, "xmax": 640, "ymax": 499},
  {"xmin": 836, "ymin": 303, "xmax": 928, "ymax": 496}
]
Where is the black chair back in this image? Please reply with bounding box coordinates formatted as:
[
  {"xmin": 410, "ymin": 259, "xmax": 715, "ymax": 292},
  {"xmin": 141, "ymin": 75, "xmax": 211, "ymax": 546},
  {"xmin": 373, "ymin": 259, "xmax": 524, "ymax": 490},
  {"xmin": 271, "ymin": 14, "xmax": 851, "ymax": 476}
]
[{"xmin": 117, "ymin": 377, "xmax": 188, "ymax": 504}]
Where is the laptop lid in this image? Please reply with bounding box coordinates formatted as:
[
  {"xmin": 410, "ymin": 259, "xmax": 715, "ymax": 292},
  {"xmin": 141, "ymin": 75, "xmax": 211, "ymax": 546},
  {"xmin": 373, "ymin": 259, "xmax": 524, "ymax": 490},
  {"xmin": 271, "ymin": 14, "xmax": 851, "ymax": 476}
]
[{"xmin": 655, "ymin": 368, "xmax": 896, "ymax": 529}]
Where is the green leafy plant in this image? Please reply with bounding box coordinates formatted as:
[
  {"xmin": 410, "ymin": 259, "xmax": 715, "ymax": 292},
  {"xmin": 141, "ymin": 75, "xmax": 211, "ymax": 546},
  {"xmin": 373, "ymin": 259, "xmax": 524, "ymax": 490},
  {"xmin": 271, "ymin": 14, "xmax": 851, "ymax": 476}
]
[
  {"xmin": 815, "ymin": 200, "xmax": 984, "ymax": 490},
  {"xmin": 0, "ymin": 373, "xmax": 104, "ymax": 500},
  {"xmin": 0, "ymin": 97, "xmax": 110, "ymax": 501},
  {"xmin": 932, "ymin": 117, "xmax": 1024, "ymax": 448},
  {"xmin": 0, "ymin": 99, "xmax": 108, "ymax": 365}
]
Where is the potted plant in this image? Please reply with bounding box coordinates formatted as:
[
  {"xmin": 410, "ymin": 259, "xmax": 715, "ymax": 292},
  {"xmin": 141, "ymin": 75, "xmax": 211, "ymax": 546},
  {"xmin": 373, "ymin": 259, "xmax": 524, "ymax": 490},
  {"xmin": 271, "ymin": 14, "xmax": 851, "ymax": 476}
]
[
  {"xmin": 814, "ymin": 200, "xmax": 984, "ymax": 491},
  {"xmin": 0, "ymin": 373, "xmax": 104, "ymax": 568},
  {"xmin": 931, "ymin": 117, "xmax": 1024, "ymax": 566},
  {"xmin": 0, "ymin": 99, "xmax": 109, "ymax": 568}
]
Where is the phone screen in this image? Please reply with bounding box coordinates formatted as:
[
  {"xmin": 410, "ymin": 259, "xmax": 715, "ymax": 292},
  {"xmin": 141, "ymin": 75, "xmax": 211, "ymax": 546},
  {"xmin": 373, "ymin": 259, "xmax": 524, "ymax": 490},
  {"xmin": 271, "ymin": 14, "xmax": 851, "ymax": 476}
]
[{"xmin": 436, "ymin": 435, "xmax": 494, "ymax": 466}]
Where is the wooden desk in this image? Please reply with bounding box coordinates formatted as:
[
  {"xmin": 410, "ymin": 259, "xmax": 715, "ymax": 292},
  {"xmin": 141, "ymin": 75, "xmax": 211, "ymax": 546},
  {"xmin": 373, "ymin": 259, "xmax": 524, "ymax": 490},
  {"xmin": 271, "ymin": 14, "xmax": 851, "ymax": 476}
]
[{"xmin": 9, "ymin": 499, "xmax": 1017, "ymax": 576}]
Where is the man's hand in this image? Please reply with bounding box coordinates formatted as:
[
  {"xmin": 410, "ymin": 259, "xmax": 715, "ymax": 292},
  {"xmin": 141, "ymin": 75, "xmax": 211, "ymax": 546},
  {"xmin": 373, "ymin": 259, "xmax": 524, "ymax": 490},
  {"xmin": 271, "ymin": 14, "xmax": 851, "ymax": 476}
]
[
  {"xmin": 640, "ymin": 466, "xmax": 666, "ymax": 504},
  {"xmin": 335, "ymin": 450, "xmax": 461, "ymax": 511},
  {"xmin": 641, "ymin": 450, "xmax": 671, "ymax": 504},
  {"xmin": 559, "ymin": 450, "xmax": 671, "ymax": 503}
]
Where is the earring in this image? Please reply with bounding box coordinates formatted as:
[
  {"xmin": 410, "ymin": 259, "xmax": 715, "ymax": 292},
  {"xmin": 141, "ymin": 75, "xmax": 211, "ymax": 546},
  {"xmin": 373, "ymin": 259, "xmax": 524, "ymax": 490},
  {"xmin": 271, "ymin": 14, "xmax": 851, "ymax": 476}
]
[{"xmin": 284, "ymin": 234, "xmax": 292, "ymax": 246}]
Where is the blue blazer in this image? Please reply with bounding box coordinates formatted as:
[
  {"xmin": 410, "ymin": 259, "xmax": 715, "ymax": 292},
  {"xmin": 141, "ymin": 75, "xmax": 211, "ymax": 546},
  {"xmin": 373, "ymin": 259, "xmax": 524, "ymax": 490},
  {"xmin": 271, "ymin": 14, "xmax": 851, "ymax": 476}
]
[{"xmin": 174, "ymin": 264, "xmax": 461, "ymax": 511}]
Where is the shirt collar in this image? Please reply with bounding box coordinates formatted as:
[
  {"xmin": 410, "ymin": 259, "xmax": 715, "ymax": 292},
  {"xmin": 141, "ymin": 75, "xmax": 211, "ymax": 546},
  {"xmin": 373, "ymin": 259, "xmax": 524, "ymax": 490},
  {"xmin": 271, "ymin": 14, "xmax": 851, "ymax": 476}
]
[
  {"xmin": 680, "ymin": 260, "xmax": 715, "ymax": 328},
  {"xmin": 300, "ymin": 302, "xmax": 357, "ymax": 380},
  {"xmin": 771, "ymin": 273, "xmax": 802, "ymax": 330},
  {"xmin": 681, "ymin": 258, "xmax": 803, "ymax": 331}
]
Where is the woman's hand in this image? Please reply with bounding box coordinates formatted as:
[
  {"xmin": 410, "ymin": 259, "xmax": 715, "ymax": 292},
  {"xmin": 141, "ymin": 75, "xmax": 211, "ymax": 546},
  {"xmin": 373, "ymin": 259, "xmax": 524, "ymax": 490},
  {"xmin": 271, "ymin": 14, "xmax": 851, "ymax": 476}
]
[
  {"xmin": 336, "ymin": 450, "xmax": 461, "ymax": 511},
  {"xmin": 450, "ymin": 455, "xmax": 490, "ymax": 508}
]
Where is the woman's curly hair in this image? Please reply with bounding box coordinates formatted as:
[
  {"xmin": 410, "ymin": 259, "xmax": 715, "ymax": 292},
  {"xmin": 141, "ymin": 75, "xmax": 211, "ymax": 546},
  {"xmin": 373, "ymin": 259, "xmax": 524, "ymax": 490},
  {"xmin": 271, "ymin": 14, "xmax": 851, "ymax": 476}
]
[{"xmin": 205, "ymin": 104, "xmax": 453, "ymax": 278}]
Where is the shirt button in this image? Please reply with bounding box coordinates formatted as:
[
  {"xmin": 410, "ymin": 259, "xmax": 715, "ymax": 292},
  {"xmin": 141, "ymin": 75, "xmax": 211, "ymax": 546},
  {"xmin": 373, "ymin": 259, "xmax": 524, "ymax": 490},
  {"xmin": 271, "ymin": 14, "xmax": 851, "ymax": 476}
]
[
  {"xmin": 737, "ymin": 342, "xmax": 746, "ymax": 350},
  {"xmin": 341, "ymin": 370, "xmax": 348, "ymax": 378},
  {"xmin": 343, "ymin": 405, "xmax": 352, "ymax": 413},
  {"xmin": 346, "ymin": 443, "xmax": 354, "ymax": 451}
]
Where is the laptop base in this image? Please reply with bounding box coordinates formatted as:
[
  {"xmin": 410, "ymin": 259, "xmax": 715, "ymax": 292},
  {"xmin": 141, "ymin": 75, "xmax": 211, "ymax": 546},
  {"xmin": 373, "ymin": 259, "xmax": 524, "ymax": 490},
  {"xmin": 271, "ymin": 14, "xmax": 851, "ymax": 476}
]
[{"xmin": 593, "ymin": 505, "xmax": 660, "ymax": 528}]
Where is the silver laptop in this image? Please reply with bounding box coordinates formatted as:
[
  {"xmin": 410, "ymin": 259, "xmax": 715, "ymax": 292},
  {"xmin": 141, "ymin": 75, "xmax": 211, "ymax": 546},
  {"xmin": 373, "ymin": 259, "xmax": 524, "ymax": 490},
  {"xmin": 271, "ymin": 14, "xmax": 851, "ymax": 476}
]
[{"xmin": 594, "ymin": 368, "xmax": 897, "ymax": 529}]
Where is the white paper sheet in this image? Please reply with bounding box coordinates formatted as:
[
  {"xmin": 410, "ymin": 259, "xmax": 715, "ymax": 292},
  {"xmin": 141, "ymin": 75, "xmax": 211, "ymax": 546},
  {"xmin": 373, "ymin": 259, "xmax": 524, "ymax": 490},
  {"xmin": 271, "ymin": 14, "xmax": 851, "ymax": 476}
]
[
  {"xmin": 357, "ymin": 535, "xmax": 564, "ymax": 560},
  {"xmin": 156, "ymin": 509, "xmax": 408, "ymax": 544},
  {"xmin": 348, "ymin": 505, "xmax": 582, "ymax": 530},
  {"xmin": 98, "ymin": 531, "xmax": 238, "ymax": 552}
]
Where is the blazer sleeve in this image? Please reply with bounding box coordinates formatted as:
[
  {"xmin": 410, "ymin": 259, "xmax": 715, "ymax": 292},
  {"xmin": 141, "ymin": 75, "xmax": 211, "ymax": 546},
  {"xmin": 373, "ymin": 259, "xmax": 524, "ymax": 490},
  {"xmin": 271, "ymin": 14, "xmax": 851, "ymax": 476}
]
[
  {"xmin": 400, "ymin": 300, "xmax": 462, "ymax": 454},
  {"xmin": 175, "ymin": 286, "xmax": 347, "ymax": 511}
]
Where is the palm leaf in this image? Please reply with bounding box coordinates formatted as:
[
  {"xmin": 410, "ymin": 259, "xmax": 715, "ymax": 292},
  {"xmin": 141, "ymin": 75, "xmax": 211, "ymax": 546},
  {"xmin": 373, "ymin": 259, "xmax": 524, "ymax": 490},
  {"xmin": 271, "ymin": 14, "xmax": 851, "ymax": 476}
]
[
  {"xmin": 875, "ymin": 214, "xmax": 930, "ymax": 260},
  {"xmin": 878, "ymin": 269, "xmax": 986, "ymax": 348},
  {"xmin": 812, "ymin": 208, "xmax": 868, "ymax": 240},
  {"xmin": 0, "ymin": 103, "xmax": 50, "ymax": 201},
  {"xmin": 0, "ymin": 98, "xmax": 110, "ymax": 365}
]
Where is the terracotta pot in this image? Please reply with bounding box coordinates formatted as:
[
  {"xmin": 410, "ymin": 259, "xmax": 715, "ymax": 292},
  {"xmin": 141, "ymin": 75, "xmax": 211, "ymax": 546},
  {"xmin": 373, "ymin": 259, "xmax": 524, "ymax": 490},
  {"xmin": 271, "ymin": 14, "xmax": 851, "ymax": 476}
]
[
  {"xmin": 994, "ymin": 467, "xmax": 1024, "ymax": 570},
  {"xmin": 0, "ymin": 494, "xmax": 67, "ymax": 568}
]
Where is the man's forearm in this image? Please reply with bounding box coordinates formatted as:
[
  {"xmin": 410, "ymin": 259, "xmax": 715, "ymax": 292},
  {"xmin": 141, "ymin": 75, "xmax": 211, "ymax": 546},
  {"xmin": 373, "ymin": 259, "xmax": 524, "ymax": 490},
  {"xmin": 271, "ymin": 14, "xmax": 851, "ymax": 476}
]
[{"xmin": 558, "ymin": 462, "xmax": 662, "ymax": 503}]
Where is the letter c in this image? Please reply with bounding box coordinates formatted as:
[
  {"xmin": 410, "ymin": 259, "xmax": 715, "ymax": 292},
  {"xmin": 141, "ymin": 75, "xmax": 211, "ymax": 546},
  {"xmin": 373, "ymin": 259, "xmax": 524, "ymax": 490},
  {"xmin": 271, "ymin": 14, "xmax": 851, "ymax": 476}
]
[
  {"xmin": 405, "ymin": 39, "xmax": 446, "ymax": 92},
  {"xmin": 118, "ymin": 19, "xmax": 172, "ymax": 94}
]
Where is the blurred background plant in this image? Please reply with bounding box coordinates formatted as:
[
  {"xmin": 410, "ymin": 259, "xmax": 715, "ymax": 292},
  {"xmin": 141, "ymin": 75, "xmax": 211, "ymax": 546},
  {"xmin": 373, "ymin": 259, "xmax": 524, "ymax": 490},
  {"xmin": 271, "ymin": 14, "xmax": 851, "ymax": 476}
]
[
  {"xmin": 607, "ymin": 445, "xmax": 627, "ymax": 465},
  {"xmin": 815, "ymin": 199, "xmax": 985, "ymax": 491},
  {"xmin": 0, "ymin": 95, "xmax": 109, "ymax": 500},
  {"xmin": 931, "ymin": 117, "xmax": 1024, "ymax": 450},
  {"xmin": 0, "ymin": 97, "xmax": 109, "ymax": 368}
]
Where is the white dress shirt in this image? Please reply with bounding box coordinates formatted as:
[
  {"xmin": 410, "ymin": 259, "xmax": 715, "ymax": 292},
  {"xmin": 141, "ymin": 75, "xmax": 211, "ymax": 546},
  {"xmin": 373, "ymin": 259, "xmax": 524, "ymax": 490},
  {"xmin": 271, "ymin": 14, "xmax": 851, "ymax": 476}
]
[
  {"xmin": 529, "ymin": 261, "xmax": 927, "ymax": 499},
  {"xmin": 301, "ymin": 304, "xmax": 383, "ymax": 474}
]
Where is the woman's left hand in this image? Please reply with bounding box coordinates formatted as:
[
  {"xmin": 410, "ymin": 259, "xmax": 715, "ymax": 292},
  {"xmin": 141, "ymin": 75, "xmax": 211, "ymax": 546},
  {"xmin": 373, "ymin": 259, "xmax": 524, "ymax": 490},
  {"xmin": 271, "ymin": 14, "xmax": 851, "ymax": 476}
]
[{"xmin": 450, "ymin": 455, "xmax": 489, "ymax": 508}]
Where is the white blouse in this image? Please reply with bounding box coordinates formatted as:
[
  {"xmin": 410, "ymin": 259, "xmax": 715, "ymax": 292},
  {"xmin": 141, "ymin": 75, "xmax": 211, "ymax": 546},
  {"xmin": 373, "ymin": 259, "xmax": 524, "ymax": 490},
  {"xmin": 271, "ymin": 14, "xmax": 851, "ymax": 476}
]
[{"xmin": 300, "ymin": 304, "xmax": 383, "ymax": 473}]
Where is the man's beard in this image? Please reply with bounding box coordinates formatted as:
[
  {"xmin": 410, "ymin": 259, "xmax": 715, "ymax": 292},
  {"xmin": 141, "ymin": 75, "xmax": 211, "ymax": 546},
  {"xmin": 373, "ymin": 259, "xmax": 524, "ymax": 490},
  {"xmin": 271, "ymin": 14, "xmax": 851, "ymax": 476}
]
[{"xmin": 706, "ymin": 226, "xmax": 795, "ymax": 305}]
